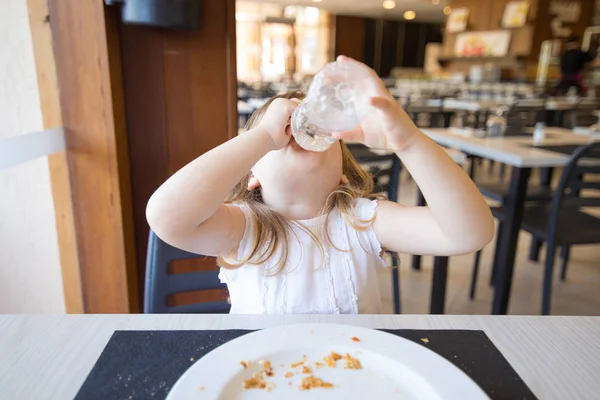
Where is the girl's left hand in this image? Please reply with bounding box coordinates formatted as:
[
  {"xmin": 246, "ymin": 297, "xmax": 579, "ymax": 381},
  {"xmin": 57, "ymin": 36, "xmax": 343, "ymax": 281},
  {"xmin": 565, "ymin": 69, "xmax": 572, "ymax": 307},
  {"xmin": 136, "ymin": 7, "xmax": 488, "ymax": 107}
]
[{"xmin": 331, "ymin": 56, "xmax": 422, "ymax": 152}]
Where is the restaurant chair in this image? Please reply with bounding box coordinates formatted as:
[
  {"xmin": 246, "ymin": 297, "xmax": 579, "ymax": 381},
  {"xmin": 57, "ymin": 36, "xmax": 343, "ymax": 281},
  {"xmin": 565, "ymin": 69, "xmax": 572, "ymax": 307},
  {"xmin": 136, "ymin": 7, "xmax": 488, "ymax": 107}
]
[
  {"xmin": 469, "ymin": 182, "xmax": 556, "ymax": 299},
  {"xmin": 472, "ymin": 142, "xmax": 600, "ymax": 314},
  {"xmin": 346, "ymin": 143, "xmax": 403, "ymax": 314},
  {"xmin": 144, "ymin": 231, "xmax": 231, "ymax": 314}
]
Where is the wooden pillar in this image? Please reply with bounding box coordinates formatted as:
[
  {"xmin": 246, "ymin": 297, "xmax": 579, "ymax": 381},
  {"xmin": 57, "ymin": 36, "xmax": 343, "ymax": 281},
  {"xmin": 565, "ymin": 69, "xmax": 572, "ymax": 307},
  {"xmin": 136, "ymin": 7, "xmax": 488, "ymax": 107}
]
[
  {"xmin": 47, "ymin": 0, "xmax": 139, "ymax": 313},
  {"xmin": 334, "ymin": 16, "xmax": 366, "ymax": 62},
  {"xmin": 118, "ymin": 0, "xmax": 238, "ymax": 304},
  {"xmin": 27, "ymin": 0, "xmax": 83, "ymax": 313}
]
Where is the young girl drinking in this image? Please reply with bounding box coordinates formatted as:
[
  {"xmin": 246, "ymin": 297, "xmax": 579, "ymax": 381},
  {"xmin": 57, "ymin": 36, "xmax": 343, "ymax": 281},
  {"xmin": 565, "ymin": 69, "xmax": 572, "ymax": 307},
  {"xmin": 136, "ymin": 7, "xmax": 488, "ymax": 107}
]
[{"xmin": 146, "ymin": 57, "xmax": 494, "ymax": 314}]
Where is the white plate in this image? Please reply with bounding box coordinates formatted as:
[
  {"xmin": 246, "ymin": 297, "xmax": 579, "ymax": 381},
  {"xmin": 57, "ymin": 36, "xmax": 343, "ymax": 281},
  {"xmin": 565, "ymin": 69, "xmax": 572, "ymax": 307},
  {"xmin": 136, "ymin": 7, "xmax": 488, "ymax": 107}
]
[{"xmin": 167, "ymin": 323, "xmax": 488, "ymax": 400}]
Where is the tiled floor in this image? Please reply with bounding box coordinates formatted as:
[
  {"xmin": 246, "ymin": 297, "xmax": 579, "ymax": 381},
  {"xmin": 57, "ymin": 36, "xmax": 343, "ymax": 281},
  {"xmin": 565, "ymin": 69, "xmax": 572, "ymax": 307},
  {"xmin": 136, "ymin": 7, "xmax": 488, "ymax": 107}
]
[{"xmin": 378, "ymin": 163, "xmax": 600, "ymax": 316}]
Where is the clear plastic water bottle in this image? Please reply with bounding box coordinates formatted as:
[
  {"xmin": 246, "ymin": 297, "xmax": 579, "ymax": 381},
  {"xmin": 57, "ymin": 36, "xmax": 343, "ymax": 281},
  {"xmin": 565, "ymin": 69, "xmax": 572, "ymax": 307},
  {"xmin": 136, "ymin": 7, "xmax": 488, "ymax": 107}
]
[{"xmin": 291, "ymin": 60, "xmax": 371, "ymax": 152}]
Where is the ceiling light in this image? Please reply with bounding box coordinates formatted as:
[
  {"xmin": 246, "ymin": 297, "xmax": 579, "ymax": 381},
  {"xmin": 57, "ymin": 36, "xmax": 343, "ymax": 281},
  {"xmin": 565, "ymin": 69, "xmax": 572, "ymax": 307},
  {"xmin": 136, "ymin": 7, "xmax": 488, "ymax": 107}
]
[
  {"xmin": 312, "ymin": 0, "xmax": 323, "ymax": 3},
  {"xmin": 432, "ymin": 0, "xmax": 440, "ymax": 4},
  {"xmin": 443, "ymin": 6, "xmax": 452, "ymax": 15},
  {"xmin": 404, "ymin": 10, "xmax": 416, "ymax": 20},
  {"xmin": 382, "ymin": 0, "xmax": 396, "ymax": 10}
]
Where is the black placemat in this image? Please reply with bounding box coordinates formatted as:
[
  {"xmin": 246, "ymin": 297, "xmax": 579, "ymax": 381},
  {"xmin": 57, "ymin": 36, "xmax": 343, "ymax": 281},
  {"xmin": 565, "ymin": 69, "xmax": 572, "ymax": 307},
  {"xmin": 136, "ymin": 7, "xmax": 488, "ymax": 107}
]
[{"xmin": 75, "ymin": 329, "xmax": 536, "ymax": 400}]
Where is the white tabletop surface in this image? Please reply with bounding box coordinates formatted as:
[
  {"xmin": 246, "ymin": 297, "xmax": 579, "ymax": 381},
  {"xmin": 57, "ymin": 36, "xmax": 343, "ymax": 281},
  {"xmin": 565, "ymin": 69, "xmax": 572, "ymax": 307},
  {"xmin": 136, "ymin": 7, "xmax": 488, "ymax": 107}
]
[
  {"xmin": 442, "ymin": 98, "xmax": 582, "ymax": 112},
  {"xmin": 1, "ymin": 315, "xmax": 599, "ymax": 400},
  {"xmin": 423, "ymin": 127, "xmax": 594, "ymax": 167}
]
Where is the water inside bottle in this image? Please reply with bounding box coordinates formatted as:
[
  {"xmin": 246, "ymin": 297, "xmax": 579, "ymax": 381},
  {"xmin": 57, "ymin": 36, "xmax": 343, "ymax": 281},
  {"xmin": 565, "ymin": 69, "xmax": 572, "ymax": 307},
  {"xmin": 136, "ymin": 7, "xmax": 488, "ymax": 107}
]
[{"xmin": 291, "ymin": 60, "xmax": 371, "ymax": 152}]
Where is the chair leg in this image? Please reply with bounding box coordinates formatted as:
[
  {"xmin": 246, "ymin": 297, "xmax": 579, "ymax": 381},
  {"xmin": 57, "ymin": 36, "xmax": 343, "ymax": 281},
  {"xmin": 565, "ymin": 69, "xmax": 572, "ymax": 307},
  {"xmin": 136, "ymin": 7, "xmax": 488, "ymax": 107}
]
[
  {"xmin": 542, "ymin": 242, "xmax": 557, "ymax": 315},
  {"xmin": 560, "ymin": 246, "xmax": 571, "ymax": 282},
  {"xmin": 430, "ymin": 257, "xmax": 449, "ymax": 314},
  {"xmin": 412, "ymin": 188, "xmax": 425, "ymax": 272},
  {"xmin": 468, "ymin": 156, "xmax": 478, "ymax": 179},
  {"xmin": 490, "ymin": 222, "xmax": 504, "ymax": 286},
  {"xmin": 499, "ymin": 164, "xmax": 506, "ymax": 182},
  {"xmin": 528, "ymin": 237, "xmax": 543, "ymax": 262},
  {"xmin": 392, "ymin": 256, "xmax": 401, "ymax": 314},
  {"xmin": 411, "ymin": 255, "xmax": 422, "ymax": 271},
  {"xmin": 470, "ymin": 250, "xmax": 482, "ymax": 300}
]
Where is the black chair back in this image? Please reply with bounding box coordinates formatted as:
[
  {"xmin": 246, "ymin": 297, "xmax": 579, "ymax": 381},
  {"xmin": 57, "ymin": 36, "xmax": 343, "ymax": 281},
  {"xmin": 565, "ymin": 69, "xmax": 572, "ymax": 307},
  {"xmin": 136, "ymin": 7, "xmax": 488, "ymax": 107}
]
[
  {"xmin": 144, "ymin": 231, "xmax": 230, "ymax": 314},
  {"xmin": 346, "ymin": 143, "xmax": 402, "ymax": 202},
  {"xmin": 548, "ymin": 142, "xmax": 600, "ymax": 236}
]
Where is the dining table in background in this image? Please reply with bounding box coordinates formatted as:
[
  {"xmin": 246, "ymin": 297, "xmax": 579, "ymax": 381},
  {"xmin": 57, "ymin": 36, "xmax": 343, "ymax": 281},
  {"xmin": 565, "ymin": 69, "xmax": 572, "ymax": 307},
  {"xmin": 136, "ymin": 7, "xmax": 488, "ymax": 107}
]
[
  {"xmin": 422, "ymin": 127, "xmax": 595, "ymax": 315},
  {"xmin": 1, "ymin": 314, "xmax": 599, "ymax": 400}
]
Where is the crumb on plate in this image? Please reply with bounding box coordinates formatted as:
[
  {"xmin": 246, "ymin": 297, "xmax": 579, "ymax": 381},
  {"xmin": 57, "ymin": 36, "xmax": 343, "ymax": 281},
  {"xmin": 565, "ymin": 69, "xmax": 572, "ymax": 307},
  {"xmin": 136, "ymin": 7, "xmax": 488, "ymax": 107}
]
[
  {"xmin": 240, "ymin": 360, "xmax": 249, "ymax": 369},
  {"xmin": 285, "ymin": 372, "xmax": 294, "ymax": 378},
  {"xmin": 343, "ymin": 353, "xmax": 362, "ymax": 370},
  {"xmin": 291, "ymin": 360, "xmax": 304, "ymax": 368},
  {"xmin": 263, "ymin": 361, "xmax": 274, "ymax": 377},
  {"xmin": 421, "ymin": 338, "xmax": 430, "ymax": 344},
  {"xmin": 323, "ymin": 351, "xmax": 343, "ymax": 368},
  {"xmin": 300, "ymin": 375, "xmax": 334, "ymax": 391},
  {"xmin": 199, "ymin": 386, "xmax": 204, "ymax": 391},
  {"xmin": 243, "ymin": 373, "xmax": 267, "ymax": 389},
  {"xmin": 315, "ymin": 361, "xmax": 325, "ymax": 369},
  {"xmin": 351, "ymin": 337, "xmax": 360, "ymax": 342},
  {"xmin": 302, "ymin": 366, "xmax": 312, "ymax": 374}
]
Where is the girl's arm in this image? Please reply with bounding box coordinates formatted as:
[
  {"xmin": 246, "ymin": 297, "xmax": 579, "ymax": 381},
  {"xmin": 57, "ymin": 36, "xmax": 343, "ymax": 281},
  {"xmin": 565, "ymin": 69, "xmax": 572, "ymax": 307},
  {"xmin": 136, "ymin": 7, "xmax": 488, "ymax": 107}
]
[
  {"xmin": 375, "ymin": 131, "xmax": 495, "ymax": 256},
  {"xmin": 333, "ymin": 57, "xmax": 494, "ymax": 256},
  {"xmin": 146, "ymin": 98, "xmax": 297, "ymax": 257}
]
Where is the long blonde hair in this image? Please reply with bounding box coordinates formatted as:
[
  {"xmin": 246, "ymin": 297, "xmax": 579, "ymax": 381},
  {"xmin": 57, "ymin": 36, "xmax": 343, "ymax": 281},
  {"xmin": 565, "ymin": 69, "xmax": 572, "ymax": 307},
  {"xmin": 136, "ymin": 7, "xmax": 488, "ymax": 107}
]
[{"xmin": 217, "ymin": 91, "xmax": 378, "ymax": 274}]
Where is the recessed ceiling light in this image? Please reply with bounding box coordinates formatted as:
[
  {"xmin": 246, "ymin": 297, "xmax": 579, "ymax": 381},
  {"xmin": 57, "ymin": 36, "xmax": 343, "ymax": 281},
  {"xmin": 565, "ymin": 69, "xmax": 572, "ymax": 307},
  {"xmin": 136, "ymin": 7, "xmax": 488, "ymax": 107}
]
[
  {"xmin": 404, "ymin": 10, "xmax": 416, "ymax": 20},
  {"xmin": 312, "ymin": 0, "xmax": 322, "ymax": 3},
  {"xmin": 432, "ymin": 0, "xmax": 440, "ymax": 4},
  {"xmin": 443, "ymin": 6, "xmax": 452, "ymax": 15},
  {"xmin": 382, "ymin": 0, "xmax": 396, "ymax": 10}
]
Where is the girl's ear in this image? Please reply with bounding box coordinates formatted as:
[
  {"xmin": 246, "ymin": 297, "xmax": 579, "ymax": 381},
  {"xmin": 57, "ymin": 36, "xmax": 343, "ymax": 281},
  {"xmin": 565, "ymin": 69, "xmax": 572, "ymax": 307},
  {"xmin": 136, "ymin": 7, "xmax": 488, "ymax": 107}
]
[
  {"xmin": 340, "ymin": 174, "xmax": 349, "ymax": 185},
  {"xmin": 248, "ymin": 175, "xmax": 261, "ymax": 190}
]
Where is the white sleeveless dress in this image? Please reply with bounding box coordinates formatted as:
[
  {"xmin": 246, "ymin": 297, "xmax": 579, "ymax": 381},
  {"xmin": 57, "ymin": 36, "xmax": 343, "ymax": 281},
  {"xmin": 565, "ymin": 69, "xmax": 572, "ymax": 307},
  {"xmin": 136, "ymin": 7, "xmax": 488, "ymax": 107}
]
[{"xmin": 218, "ymin": 198, "xmax": 387, "ymax": 314}]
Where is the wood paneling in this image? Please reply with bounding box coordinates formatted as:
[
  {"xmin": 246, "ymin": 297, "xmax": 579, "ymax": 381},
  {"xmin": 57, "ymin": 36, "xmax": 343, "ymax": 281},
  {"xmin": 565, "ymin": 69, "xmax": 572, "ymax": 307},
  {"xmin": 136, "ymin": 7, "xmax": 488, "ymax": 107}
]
[
  {"xmin": 105, "ymin": 7, "xmax": 140, "ymax": 312},
  {"xmin": 380, "ymin": 21, "xmax": 399, "ymax": 76},
  {"xmin": 47, "ymin": 0, "xmax": 138, "ymax": 312},
  {"xmin": 119, "ymin": 0, "xmax": 238, "ymax": 303},
  {"xmin": 334, "ymin": 16, "xmax": 366, "ymax": 62},
  {"xmin": 27, "ymin": 0, "xmax": 83, "ymax": 313},
  {"xmin": 336, "ymin": 16, "xmax": 442, "ymax": 74}
]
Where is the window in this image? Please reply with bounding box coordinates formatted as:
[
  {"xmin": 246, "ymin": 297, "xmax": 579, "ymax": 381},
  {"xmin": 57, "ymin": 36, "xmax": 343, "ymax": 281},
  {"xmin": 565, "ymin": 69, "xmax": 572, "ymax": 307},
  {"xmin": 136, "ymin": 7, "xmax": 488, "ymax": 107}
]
[{"xmin": 236, "ymin": 2, "xmax": 331, "ymax": 82}]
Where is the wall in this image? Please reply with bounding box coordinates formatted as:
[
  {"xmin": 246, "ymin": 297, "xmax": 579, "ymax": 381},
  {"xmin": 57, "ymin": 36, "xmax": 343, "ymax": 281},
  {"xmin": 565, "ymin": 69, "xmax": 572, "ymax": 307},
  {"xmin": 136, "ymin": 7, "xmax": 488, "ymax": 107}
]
[
  {"xmin": 0, "ymin": 1, "xmax": 65, "ymax": 313},
  {"xmin": 334, "ymin": 15, "xmax": 442, "ymax": 76},
  {"xmin": 442, "ymin": 0, "xmax": 538, "ymax": 58},
  {"xmin": 442, "ymin": 0, "xmax": 596, "ymax": 78}
]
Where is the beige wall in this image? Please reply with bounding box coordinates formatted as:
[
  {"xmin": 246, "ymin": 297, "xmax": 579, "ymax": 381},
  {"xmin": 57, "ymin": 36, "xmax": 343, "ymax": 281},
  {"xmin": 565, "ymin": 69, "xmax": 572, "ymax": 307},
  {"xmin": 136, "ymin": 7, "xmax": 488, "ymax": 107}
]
[{"xmin": 0, "ymin": 0, "xmax": 65, "ymax": 313}]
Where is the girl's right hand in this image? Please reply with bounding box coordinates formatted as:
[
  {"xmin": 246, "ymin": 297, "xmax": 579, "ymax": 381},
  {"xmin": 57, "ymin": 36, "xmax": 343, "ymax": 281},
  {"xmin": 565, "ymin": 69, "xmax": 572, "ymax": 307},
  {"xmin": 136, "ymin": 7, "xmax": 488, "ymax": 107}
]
[{"xmin": 257, "ymin": 98, "xmax": 299, "ymax": 150}]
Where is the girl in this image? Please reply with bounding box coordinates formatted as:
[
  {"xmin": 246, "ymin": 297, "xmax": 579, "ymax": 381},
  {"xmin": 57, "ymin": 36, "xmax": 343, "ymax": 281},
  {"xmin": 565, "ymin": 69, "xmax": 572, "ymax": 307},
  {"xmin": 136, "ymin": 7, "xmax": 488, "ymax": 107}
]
[{"xmin": 146, "ymin": 57, "xmax": 494, "ymax": 314}]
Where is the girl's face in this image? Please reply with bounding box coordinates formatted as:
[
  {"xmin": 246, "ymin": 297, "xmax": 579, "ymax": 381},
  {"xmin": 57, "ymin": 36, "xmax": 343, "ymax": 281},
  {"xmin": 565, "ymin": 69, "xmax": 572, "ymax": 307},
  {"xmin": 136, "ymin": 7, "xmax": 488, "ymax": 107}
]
[{"xmin": 251, "ymin": 134, "xmax": 343, "ymax": 195}]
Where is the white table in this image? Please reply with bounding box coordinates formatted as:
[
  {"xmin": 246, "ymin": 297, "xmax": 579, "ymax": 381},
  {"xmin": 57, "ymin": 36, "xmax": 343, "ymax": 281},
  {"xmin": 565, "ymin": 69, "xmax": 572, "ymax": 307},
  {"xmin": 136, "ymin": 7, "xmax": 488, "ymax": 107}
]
[
  {"xmin": 422, "ymin": 128, "xmax": 595, "ymax": 315},
  {"xmin": 442, "ymin": 98, "xmax": 582, "ymax": 112},
  {"xmin": 1, "ymin": 315, "xmax": 599, "ymax": 400},
  {"xmin": 424, "ymin": 127, "xmax": 593, "ymax": 168}
]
